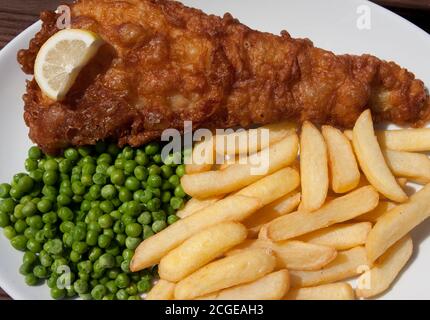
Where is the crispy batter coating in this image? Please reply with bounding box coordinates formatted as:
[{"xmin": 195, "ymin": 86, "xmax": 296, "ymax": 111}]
[{"xmin": 18, "ymin": 0, "xmax": 430, "ymax": 154}]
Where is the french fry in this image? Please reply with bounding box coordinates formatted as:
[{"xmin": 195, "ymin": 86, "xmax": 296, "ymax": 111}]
[
  {"xmin": 176, "ymin": 196, "xmax": 224, "ymax": 219},
  {"xmin": 357, "ymin": 236, "xmax": 413, "ymax": 298},
  {"xmin": 235, "ymin": 167, "xmax": 300, "ymax": 206},
  {"xmin": 215, "ymin": 121, "xmax": 297, "ymax": 156},
  {"xmin": 366, "ymin": 183, "xmax": 430, "ymax": 263},
  {"xmin": 186, "ymin": 137, "xmax": 215, "ymax": 174},
  {"xmin": 377, "ymin": 128, "xmax": 430, "ymax": 152},
  {"xmin": 227, "ymin": 239, "xmax": 337, "ymax": 271},
  {"xmin": 244, "ymin": 192, "xmax": 301, "ymax": 237},
  {"xmin": 158, "ymin": 222, "xmax": 248, "ymax": 282},
  {"xmin": 352, "ymin": 110, "xmax": 407, "ymax": 202},
  {"xmin": 181, "ymin": 134, "xmax": 299, "ymax": 198},
  {"xmin": 322, "ymin": 125, "xmax": 360, "ymax": 193},
  {"xmin": 130, "ymin": 195, "xmax": 261, "ymax": 271},
  {"xmin": 197, "ymin": 270, "xmax": 290, "ymax": 300},
  {"xmin": 174, "ymin": 248, "xmax": 276, "ymax": 300},
  {"xmin": 300, "ymin": 121, "xmax": 329, "ymax": 211},
  {"xmin": 289, "ymin": 246, "xmax": 370, "ymax": 288},
  {"xmin": 355, "ymin": 201, "xmax": 397, "ymax": 223},
  {"xmin": 383, "ymin": 149, "xmax": 430, "ymax": 184},
  {"xmin": 267, "ymin": 186, "xmax": 379, "ymax": 241},
  {"xmin": 297, "ymin": 222, "xmax": 372, "ymax": 250},
  {"xmin": 285, "ymin": 283, "xmax": 355, "ymax": 300},
  {"xmin": 146, "ymin": 280, "xmax": 176, "ymax": 300}
]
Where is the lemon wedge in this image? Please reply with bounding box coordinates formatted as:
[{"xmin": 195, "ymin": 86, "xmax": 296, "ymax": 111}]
[{"xmin": 34, "ymin": 29, "xmax": 104, "ymax": 101}]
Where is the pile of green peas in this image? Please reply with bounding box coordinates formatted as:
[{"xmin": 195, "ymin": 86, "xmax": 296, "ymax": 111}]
[{"xmin": 0, "ymin": 141, "xmax": 187, "ymax": 299}]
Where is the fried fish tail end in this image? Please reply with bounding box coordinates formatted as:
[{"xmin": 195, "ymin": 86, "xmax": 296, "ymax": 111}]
[{"xmin": 18, "ymin": 0, "xmax": 430, "ymax": 154}]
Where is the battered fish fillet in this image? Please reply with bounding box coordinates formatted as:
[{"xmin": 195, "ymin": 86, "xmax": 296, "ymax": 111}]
[{"xmin": 18, "ymin": 0, "xmax": 430, "ymax": 154}]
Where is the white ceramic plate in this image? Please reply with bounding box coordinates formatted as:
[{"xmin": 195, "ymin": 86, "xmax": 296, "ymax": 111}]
[{"xmin": 1, "ymin": 0, "xmax": 429, "ymax": 300}]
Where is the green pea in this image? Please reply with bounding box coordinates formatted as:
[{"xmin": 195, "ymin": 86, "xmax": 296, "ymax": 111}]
[
  {"xmin": 71, "ymin": 181, "xmax": 86, "ymax": 195},
  {"xmin": 120, "ymin": 259, "xmax": 131, "ymax": 273},
  {"xmin": 125, "ymin": 200, "xmax": 141, "ymax": 217},
  {"xmin": 43, "ymin": 224, "xmax": 57, "ymax": 239},
  {"xmin": 148, "ymin": 164, "xmax": 161, "ymax": 176},
  {"xmin": 19, "ymin": 262, "xmax": 34, "ymax": 275},
  {"xmin": 137, "ymin": 211, "xmax": 152, "ymax": 225},
  {"xmin": 98, "ymin": 214, "xmax": 113, "ymax": 229},
  {"xmin": 168, "ymin": 175, "xmax": 180, "ymax": 187},
  {"xmin": 91, "ymin": 284, "xmax": 106, "ymax": 300},
  {"xmin": 57, "ymin": 193, "xmax": 72, "ymax": 206},
  {"xmin": 42, "ymin": 170, "xmax": 58, "ymax": 186},
  {"xmin": 60, "ymin": 221, "xmax": 74, "ymax": 233},
  {"xmin": 101, "ymin": 184, "xmax": 116, "ymax": 200},
  {"xmin": 72, "ymin": 241, "xmax": 88, "ymax": 254},
  {"xmin": 147, "ymin": 175, "xmax": 162, "ymax": 188},
  {"xmin": 116, "ymin": 234, "xmax": 126, "ymax": 246},
  {"xmin": 152, "ymin": 210, "xmax": 166, "ymax": 222},
  {"xmin": 152, "ymin": 220, "xmax": 167, "ymax": 233},
  {"xmin": 58, "ymin": 159, "xmax": 73, "ymax": 173},
  {"xmin": 72, "ymin": 225, "xmax": 86, "ymax": 241},
  {"xmin": 126, "ymin": 283, "xmax": 138, "ymax": 296},
  {"xmin": 42, "ymin": 211, "xmax": 57, "ymax": 224},
  {"xmin": 134, "ymin": 166, "xmax": 148, "ymax": 181},
  {"xmin": 143, "ymin": 225, "xmax": 155, "ymax": 239},
  {"xmin": 106, "ymin": 280, "xmax": 118, "ymax": 294},
  {"xmin": 145, "ymin": 142, "xmax": 159, "ymax": 156},
  {"xmin": 70, "ymin": 250, "xmax": 82, "ymax": 263},
  {"xmin": 25, "ymin": 274, "xmax": 39, "ymax": 286},
  {"xmin": 97, "ymin": 153, "xmax": 112, "ymax": 165},
  {"xmin": 115, "ymin": 273, "xmax": 130, "ymax": 289},
  {"xmin": 64, "ymin": 148, "xmax": 79, "ymax": 161},
  {"xmin": 125, "ymin": 237, "xmax": 140, "ymax": 250},
  {"xmin": 45, "ymin": 239, "xmax": 63, "ymax": 255},
  {"xmin": 88, "ymin": 221, "xmax": 101, "ymax": 232},
  {"xmin": 124, "ymin": 160, "xmax": 137, "ymax": 174},
  {"xmin": 27, "ymin": 215, "xmax": 43, "ymax": 229},
  {"xmin": 3, "ymin": 226, "xmax": 16, "ymax": 239},
  {"xmin": 50, "ymin": 287, "xmax": 66, "ymax": 299},
  {"xmin": 74, "ymin": 279, "xmax": 89, "ymax": 294},
  {"xmin": 23, "ymin": 251, "xmax": 37, "ymax": 264},
  {"xmin": 86, "ymin": 230, "xmax": 99, "ymax": 246},
  {"xmin": 176, "ymin": 164, "xmax": 186, "ymax": 177},
  {"xmin": 29, "ymin": 170, "xmax": 43, "ymax": 183},
  {"xmin": 44, "ymin": 159, "xmax": 59, "ymax": 172},
  {"xmin": 110, "ymin": 210, "xmax": 121, "ymax": 221},
  {"xmin": 174, "ymin": 185, "xmax": 186, "ymax": 198},
  {"xmin": 26, "ymin": 238, "xmax": 41, "ymax": 253},
  {"xmin": 36, "ymin": 198, "xmax": 51, "ymax": 214},
  {"xmin": 58, "ymin": 207, "xmax": 73, "ymax": 221},
  {"xmin": 146, "ymin": 198, "xmax": 161, "ymax": 212},
  {"xmin": 122, "ymin": 146, "xmax": 134, "ymax": 160},
  {"xmin": 98, "ymin": 253, "xmax": 115, "ymax": 269},
  {"xmin": 14, "ymin": 219, "xmax": 27, "ymax": 233},
  {"xmin": 9, "ymin": 187, "xmax": 23, "ymax": 200},
  {"xmin": 88, "ymin": 185, "xmax": 101, "ymax": 200},
  {"xmin": 28, "ymin": 146, "xmax": 42, "ymax": 160},
  {"xmin": 33, "ymin": 265, "xmax": 48, "ymax": 278},
  {"xmin": 135, "ymin": 153, "xmax": 149, "ymax": 166},
  {"xmin": 152, "ymin": 154, "xmax": 162, "ymax": 164},
  {"xmin": 77, "ymin": 260, "xmax": 92, "ymax": 274},
  {"xmin": 167, "ymin": 215, "xmax": 180, "ymax": 225},
  {"xmin": 113, "ymin": 220, "xmax": 125, "ymax": 234},
  {"xmin": 98, "ymin": 234, "xmax": 112, "ymax": 249},
  {"xmin": 161, "ymin": 191, "xmax": 172, "ymax": 203},
  {"xmin": 125, "ymin": 177, "xmax": 140, "ymax": 191},
  {"xmin": 24, "ymin": 227, "xmax": 37, "ymax": 239},
  {"xmin": 24, "ymin": 158, "xmax": 38, "ymax": 172},
  {"xmin": 81, "ymin": 174, "xmax": 93, "ymax": 187},
  {"xmin": 115, "ymin": 158, "xmax": 125, "ymax": 169},
  {"xmin": 125, "ymin": 223, "xmax": 142, "ymax": 237},
  {"xmin": 40, "ymin": 253, "xmax": 53, "ymax": 267},
  {"xmin": 78, "ymin": 146, "xmax": 92, "ymax": 157},
  {"xmin": 137, "ymin": 279, "xmax": 152, "ymax": 293},
  {"xmin": 0, "ymin": 212, "xmax": 10, "ymax": 227},
  {"xmin": 0, "ymin": 198, "xmax": 15, "ymax": 213},
  {"xmin": 92, "ymin": 173, "xmax": 107, "ymax": 185},
  {"xmin": 47, "ymin": 274, "xmax": 58, "ymax": 288},
  {"xmin": 0, "ymin": 183, "xmax": 11, "ymax": 198},
  {"xmin": 118, "ymin": 187, "xmax": 132, "ymax": 202},
  {"xmin": 170, "ymin": 197, "xmax": 184, "ymax": 210},
  {"xmin": 89, "ymin": 247, "xmax": 103, "ymax": 262},
  {"xmin": 107, "ymin": 144, "xmax": 120, "ymax": 157}
]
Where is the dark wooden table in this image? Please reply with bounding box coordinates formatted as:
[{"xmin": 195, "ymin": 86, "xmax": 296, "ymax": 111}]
[{"xmin": 0, "ymin": 0, "xmax": 429, "ymax": 300}]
